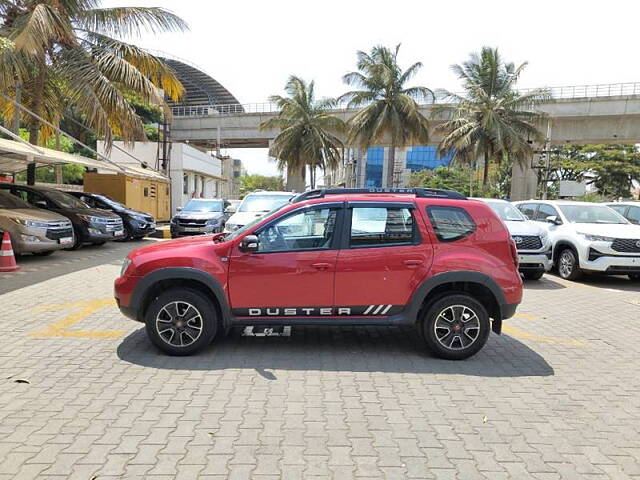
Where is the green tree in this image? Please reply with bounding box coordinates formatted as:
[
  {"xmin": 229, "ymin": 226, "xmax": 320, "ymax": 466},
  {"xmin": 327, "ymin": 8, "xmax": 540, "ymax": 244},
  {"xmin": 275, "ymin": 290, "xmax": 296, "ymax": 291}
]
[
  {"xmin": 407, "ymin": 166, "xmax": 474, "ymax": 197},
  {"xmin": 339, "ymin": 44, "xmax": 433, "ymax": 188},
  {"xmin": 435, "ymin": 47, "xmax": 548, "ymax": 191},
  {"xmin": 0, "ymin": 0, "xmax": 187, "ymax": 153},
  {"xmin": 549, "ymin": 144, "xmax": 640, "ymax": 199},
  {"xmin": 261, "ymin": 76, "xmax": 344, "ymax": 190},
  {"xmin": 238, "ymin": 174, "xmax": 285, "ymax": 195}
]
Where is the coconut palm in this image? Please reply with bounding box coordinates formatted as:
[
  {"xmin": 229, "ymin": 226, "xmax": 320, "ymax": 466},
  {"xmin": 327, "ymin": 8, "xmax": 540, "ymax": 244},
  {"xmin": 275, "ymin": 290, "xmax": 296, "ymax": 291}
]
[
  {"xmin": 435, "ymin": 47, "xmax": 549, "ymax": 190},
  {"xmin": 0, "ymin": 0, "xmax": 187, "ymax": 153},
  {"xmin": 261, "ymin": 76, "xmax": 345, "ymax": 190},
  {"xmin": 339, "ymin": 44, "xmax": 433, "ymax": 188}
]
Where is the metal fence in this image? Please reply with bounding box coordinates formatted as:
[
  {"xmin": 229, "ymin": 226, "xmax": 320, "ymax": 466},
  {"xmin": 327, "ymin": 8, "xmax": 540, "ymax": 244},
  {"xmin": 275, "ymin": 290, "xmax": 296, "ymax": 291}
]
[{"xmin": 171, "ymin": 82, "xmax": 640, "ymax": 118}]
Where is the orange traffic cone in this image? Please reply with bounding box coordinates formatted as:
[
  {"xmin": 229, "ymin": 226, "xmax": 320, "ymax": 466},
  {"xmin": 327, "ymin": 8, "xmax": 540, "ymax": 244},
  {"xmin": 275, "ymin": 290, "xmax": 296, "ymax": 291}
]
[{"xmin": 0, "ymin": 231, "xmax": 20, "ymax": 273}]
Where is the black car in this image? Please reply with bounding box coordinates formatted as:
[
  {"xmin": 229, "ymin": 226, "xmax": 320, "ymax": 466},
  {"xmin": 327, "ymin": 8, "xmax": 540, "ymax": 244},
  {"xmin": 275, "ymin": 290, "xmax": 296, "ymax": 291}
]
[
  {"xmin": 170, "ymin": 198, "xmax": 229, "ymax": 238},
  {"xmin": 0, "ymin": 184, "xmax": 125, "ymax": 250},
  {"xmin": 68, "ymin": 192, "xmax": 156, "ymax": 241}
]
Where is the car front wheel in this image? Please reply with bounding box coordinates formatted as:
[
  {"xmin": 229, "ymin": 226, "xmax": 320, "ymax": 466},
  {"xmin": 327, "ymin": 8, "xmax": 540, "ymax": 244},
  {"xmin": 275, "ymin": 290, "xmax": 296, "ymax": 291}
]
[
  {"xmin": 558, "ymin": 248, "xmax": 582, "ymax": 280},
  {"xmin": 144, "ymin": 288, "xmax": 218, "ymax": 356},
  {"xmin": 421, "ymin": 294, "xmax": 490, "ymax": 360}
]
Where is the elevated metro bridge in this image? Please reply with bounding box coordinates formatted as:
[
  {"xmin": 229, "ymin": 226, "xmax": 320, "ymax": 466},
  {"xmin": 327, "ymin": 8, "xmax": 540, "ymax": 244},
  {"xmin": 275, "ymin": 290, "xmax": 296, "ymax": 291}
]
[{"xmin": 170, "ymin": 82, "xmax": 640, "ymax": 149}]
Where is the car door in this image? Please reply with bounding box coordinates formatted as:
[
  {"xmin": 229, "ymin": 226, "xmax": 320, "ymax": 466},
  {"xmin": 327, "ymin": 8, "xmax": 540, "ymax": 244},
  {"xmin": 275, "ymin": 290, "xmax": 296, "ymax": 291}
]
[
  {"xmin": 333, "ymin": 202, "xmax": 433, "ymax": 317},
  {"xmin": 228, "ymin": 203, "xmax": 343, "ymax": 317}
]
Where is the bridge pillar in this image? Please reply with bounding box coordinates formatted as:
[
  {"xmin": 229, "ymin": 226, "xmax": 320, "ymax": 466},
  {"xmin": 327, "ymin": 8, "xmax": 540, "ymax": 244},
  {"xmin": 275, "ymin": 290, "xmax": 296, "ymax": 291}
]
[{"xmin": 510, "ymin": 157, "xmax": 538, "ymax": 201}]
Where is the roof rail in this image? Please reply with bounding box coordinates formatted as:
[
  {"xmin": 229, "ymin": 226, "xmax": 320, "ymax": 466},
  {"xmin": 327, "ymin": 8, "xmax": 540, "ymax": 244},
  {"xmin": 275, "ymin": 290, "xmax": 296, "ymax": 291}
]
[{"xmin": 290, "ymin": 188, "xmax": 466, "ymax": 203}]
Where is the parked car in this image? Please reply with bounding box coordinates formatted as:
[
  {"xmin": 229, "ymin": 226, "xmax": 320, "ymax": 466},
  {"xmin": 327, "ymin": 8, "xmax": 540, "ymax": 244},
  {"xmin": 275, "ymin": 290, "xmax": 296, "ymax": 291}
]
[
  {"xmin": 224, "ymin": 191, "xmax": 293, "ymax": 233},
  {"xmin": 67, "ymin": 192, "xmax": 155, "ymax": 241},
  {"xmin": 115, "ymin": 188, "xmax": 523, "ymax": 360},
  {"xmin": 0, "ymin": 190, "xmax": 74, "ymax": 256},
  {"xmin": 605, "ymin": 201, "xmax": 640, "ymax": 225},
  {"xmin": 224, "ymin": 199, "xmax": 242, "ymax": 215},
  {"xmin": 475, "ymin": 198, "xmax": 552, "ymax": 280},
  {"xmin": 0, "ymin": 184, "xmax": 125, "ymax": 250},
  {"xmin": 513, "ymin": 200, "xmax": 640, "ymax": 281},
  {"xmin": 170, "ymin": 198, "xmax": 229, "ymax": 238}
]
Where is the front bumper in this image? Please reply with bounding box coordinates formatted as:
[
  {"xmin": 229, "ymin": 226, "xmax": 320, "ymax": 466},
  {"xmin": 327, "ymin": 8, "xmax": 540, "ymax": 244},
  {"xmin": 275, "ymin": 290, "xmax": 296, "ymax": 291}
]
[
  {"xmin": 171, "ymin": 224, "xmax": 222, "ymax": 236},
  {"xmin": 580, "ymin": 253, "xmax": 640, "ymax": 274},
  {"xmin": 11, "ymin": 226, "xmax": 74, "ymax": 254},
  {"xmin": 517, "ymin": 251, "xmax": 553, "ymax": 272},
  {"xmin": 85, "ymin": 222, "xmax": 126, "ymax": 241},
  {"xmin": 129, "ymin": 221, "xmax": 156, "ymax": 237}
]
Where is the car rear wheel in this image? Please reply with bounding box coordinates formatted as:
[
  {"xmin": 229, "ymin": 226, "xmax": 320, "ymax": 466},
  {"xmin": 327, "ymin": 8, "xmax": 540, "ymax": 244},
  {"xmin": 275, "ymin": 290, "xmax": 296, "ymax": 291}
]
[
  {"xmin": 558, "ymin": 248, "xmax": 582, "ymax": 280},
  {"xmin": 421, "ymin": 294, "xmax": 490, "ymax": 360},
  {"xmin": 523, "ymin": 270, "xmax": 544, "ymax": 280},
  {"xmin": 144, "ymin": 288, "xmax": 218, "ymax": 356}
]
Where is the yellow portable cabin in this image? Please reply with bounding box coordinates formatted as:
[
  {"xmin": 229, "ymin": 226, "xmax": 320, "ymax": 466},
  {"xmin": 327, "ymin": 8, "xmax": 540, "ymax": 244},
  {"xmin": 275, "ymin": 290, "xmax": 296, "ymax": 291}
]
[{"xmin": 83, "ymin": 169, "xmax": 171, "ymax": 221}]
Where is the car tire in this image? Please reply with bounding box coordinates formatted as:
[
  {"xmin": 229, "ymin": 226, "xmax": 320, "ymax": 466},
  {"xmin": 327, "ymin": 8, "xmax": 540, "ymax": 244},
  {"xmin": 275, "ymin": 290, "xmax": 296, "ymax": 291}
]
[
  {"xmin": 629, "ymin": 274, "xmax": 640, "ymax": 281},
  {"xmin": 32, "ymin": 250, "xmax": 55, "ymax": 257},
  {"xmin": 115, "ymin": 226, "xmax": 132, "ymax": 242},
  {"xmin": 557, "ymin": 248, "xmax": 582, "ymax": 280},
  {"xmin": 421, "ymin": 294, "xmax": 490, "ymax": 360},
  {"xmin": 523, "ymin": 270, "xmax": 544, "ymax": 281},
  {"xmin": 144, "ymin": 288, "xmax": 218, "ymax": 356}
]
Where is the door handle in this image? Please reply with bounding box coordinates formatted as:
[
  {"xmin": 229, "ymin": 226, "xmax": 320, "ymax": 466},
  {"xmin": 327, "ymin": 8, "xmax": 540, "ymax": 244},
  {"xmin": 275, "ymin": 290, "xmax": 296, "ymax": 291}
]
[
  {"xmin": 403, "ymin": 259, "xmax": 422, "ymax": 267},
  {"xmin": 312, "ymin": 262, "xmax": 331, "ymax": 270}
]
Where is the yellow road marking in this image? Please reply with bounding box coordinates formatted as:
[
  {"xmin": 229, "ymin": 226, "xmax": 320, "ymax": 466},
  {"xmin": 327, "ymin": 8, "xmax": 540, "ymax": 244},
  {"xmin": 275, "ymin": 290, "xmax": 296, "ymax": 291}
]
[
  {"xmin": 504, "ymin": 312, "xmax": 586, "ymax": 346},
  {"xmin": 30, "ymin": 298, "xmax": 125, "ymax": 339}
]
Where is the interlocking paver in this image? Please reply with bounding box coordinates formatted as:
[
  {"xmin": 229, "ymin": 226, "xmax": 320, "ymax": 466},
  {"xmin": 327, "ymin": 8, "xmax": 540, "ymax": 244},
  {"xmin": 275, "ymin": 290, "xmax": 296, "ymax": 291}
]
[{"xmin": 1, "ymin": 244, "xmax": 640, "ymax": 478}]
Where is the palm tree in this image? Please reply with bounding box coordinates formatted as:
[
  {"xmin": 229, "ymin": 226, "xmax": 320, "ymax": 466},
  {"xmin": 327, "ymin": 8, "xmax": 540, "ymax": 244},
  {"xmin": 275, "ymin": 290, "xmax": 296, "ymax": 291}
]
[
  {"xmin": 435, "ymin": 47, "xmax": 549, "ymax": 191},
  {"xmin": 339, "ymin": 44, "xmax": 433, "ymax": 188},
  {"xmin": 261, "ymin": 76, "xmax": 345, "ymax": 190},
  {"xmin": 0, "ymin": 1, "xmax": 187, "ymax": 154}
]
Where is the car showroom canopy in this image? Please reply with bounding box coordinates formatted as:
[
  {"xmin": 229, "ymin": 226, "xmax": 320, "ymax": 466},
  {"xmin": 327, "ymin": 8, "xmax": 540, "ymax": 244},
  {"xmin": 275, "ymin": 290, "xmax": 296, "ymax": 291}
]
[{"xmin": 0, "ymin": 137, "xmax": 167, "ymax": 180}]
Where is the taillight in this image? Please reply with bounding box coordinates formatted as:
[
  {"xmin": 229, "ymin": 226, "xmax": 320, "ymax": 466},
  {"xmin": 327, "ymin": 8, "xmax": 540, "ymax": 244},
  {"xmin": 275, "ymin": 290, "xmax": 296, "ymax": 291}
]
[{"xmin": 509, "ymin": 238, "xmax": 519, "ymax": 268}]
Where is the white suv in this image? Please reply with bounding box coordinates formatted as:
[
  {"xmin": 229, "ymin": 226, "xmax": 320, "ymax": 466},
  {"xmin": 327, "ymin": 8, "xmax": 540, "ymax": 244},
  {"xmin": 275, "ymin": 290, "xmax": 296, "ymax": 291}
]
[
  {"xmin": 513, "ymin": 200, "xmax": 640, "ymax": 281},
  {"xmin": 224, "ymin": 191, "xmax": 294, "ymax": 233}
]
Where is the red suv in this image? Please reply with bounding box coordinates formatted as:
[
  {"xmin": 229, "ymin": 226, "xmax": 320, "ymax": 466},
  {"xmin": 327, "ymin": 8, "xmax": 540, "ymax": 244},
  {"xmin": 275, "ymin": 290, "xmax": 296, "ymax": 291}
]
[{"xmin": 115, "ymin": 188, "xmax": 522, "ymax": 360}]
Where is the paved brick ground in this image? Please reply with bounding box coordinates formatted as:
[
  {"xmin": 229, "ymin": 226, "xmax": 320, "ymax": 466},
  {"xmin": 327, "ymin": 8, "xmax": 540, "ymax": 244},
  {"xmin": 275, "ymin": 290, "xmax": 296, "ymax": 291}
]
[{"xmin": 1, "ymin": 248, "xmax": 640, "ymax": 479}]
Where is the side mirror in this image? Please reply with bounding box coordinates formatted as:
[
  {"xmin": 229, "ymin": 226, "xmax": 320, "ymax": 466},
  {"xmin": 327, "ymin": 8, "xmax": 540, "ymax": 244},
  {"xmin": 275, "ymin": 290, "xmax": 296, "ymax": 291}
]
[
  {"xmin": 224, "ymin": 205, "xmax": 236, "ymax": 214},
  {"xmin": 239, "ymin": 234, "xmax": 259, "ymax": 253},
  {"xmin": 546, "ymin": 215, "xmax": 562, "ymax": 225},
  {"xmin": 176, "ymin": 206, "xmax": 182, "ymax": 212},
  {"xmin": 34, "ymin": 200, "xmax": 47, "ymax": 208}
]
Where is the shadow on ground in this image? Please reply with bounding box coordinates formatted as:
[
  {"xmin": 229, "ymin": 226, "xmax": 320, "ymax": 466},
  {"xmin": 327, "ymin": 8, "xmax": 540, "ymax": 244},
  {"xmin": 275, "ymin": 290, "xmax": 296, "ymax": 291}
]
[
  {"xmin": 523, "ymin": 276, "xmax": 567, "ymax": 291},
  {"xmin": 2, "ymin": 239, "xmax": 153, "ymax": 295},
  {"xmin": 117, "ymin": 326, "xmax": 554, "ymax": 378}
]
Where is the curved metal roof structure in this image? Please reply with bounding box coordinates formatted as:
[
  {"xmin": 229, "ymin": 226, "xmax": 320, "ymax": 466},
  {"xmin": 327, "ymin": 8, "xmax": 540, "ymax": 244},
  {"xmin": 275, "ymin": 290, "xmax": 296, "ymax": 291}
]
[{"xmin": 161, "ymin": 57, "xmax": 242, "ymax": 109}]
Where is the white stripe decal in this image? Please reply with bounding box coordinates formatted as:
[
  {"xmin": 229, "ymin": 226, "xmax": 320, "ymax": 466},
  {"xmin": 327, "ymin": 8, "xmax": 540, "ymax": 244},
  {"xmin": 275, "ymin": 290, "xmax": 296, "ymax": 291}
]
[
  {"xmin": 363, "ymin": 305, "xmax": 375, "ymax": 315},
  {"xmin": 380, "ymin": 305, "xmax": 392, "ymax": 315},
  {"xmin": 373, "ymin": 305, "xmax": 385, "ymax": 315}
]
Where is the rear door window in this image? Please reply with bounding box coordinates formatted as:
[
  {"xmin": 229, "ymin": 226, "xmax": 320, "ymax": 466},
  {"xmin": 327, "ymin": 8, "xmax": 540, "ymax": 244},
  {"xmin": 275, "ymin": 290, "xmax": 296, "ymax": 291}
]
[
  {"xmin": 627, "ymin": 206, "xmax": 640, "ymax": 225},
  {"xmin": 426, "ymin": 206, "xmax": 476, "ymax": 242},
  {"xmin": 349, "ymin": 206, "xmax": 416, "ymax": 247}
]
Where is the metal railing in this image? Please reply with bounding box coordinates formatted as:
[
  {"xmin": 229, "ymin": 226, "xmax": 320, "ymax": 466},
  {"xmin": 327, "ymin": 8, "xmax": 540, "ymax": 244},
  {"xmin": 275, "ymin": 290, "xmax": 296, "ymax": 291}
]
[{"xmin": 171, "ymin": 82, "xmax": 640, "ymax": 117}]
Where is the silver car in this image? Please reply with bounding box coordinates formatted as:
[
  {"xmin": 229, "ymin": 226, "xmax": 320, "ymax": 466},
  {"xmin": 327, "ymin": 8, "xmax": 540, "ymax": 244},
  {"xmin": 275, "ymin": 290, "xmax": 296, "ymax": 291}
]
[
  {"xmin": 0, "ymin": 190, "xmax": 74, "ymax": 256},
  {"xmin": 475, "ymin": 198, "xmax": 552, "ymax": 280}
]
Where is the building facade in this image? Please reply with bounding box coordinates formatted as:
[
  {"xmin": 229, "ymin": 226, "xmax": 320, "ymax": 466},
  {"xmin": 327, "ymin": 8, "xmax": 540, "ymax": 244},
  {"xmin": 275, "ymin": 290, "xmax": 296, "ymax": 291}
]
[
  {"xmin": 97, "ymin": 141, "xmax": 225, "ymax": 215},
  {"xmin": 325, "ymin": 146, "xmax": 455, "ymax": 188},
  {"xmin": 220, "ymin": 156, "xmax": 245, "ymax": 199}
]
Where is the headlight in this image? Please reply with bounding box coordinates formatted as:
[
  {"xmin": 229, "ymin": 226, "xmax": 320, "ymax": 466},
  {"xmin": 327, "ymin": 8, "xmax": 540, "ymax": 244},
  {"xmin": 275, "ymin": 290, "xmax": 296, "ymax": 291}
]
[
  {"xmin": 120, "ymin": 257, "xmax": 132, "ymax": 277},
  {"xmin": 206, "ymin": 218, "xmax": 220, "ymax": 226},
  {"xmin": 578, "ymin": 232, "xmax": 615, "ymax": 242},
  {"xmin": 78, "ymin": 214, "xmax": 103, "ymax": 223},
  {"xmin": 12, "ymin": 218, "xmax": 49, "ymax": 228}
]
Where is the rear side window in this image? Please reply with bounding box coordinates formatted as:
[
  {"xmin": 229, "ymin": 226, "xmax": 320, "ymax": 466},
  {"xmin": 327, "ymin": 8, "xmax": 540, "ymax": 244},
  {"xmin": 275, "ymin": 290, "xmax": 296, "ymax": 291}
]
[{"xmin": 427, "ymin": 206, "xmax": 476, "ymax": 242}]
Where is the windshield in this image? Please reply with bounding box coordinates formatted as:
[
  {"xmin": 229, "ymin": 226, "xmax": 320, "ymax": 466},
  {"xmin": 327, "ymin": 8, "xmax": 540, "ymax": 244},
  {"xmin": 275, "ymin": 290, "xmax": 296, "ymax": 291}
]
[
  {"xmin": 0, "ymin": 191, "xmax": 31, "ymax": 209},
  {"xmin": 558, "ymin": 204, "xmax": 628, "ymax": 224},
  {"xmin": 183, "ymin": 200, "xmax": 223, "ymax": 212},
  {"xmin": 486, "ymin": 201, "xmax": 526, "ymax": 221},
  {"xmin": 94, "ymin": 194, "xmax": 125, "ymax": 210},
  {"xmin": 225, "ymin": 204, "xmax": 288, "ymax": 241},
  {"xmin": 45, "ymin": 190, "xmax": 89, "ymax": 209},
  {"xmin": 238, "ymin": 194, "xmax": 291, "ymax": 212}
]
